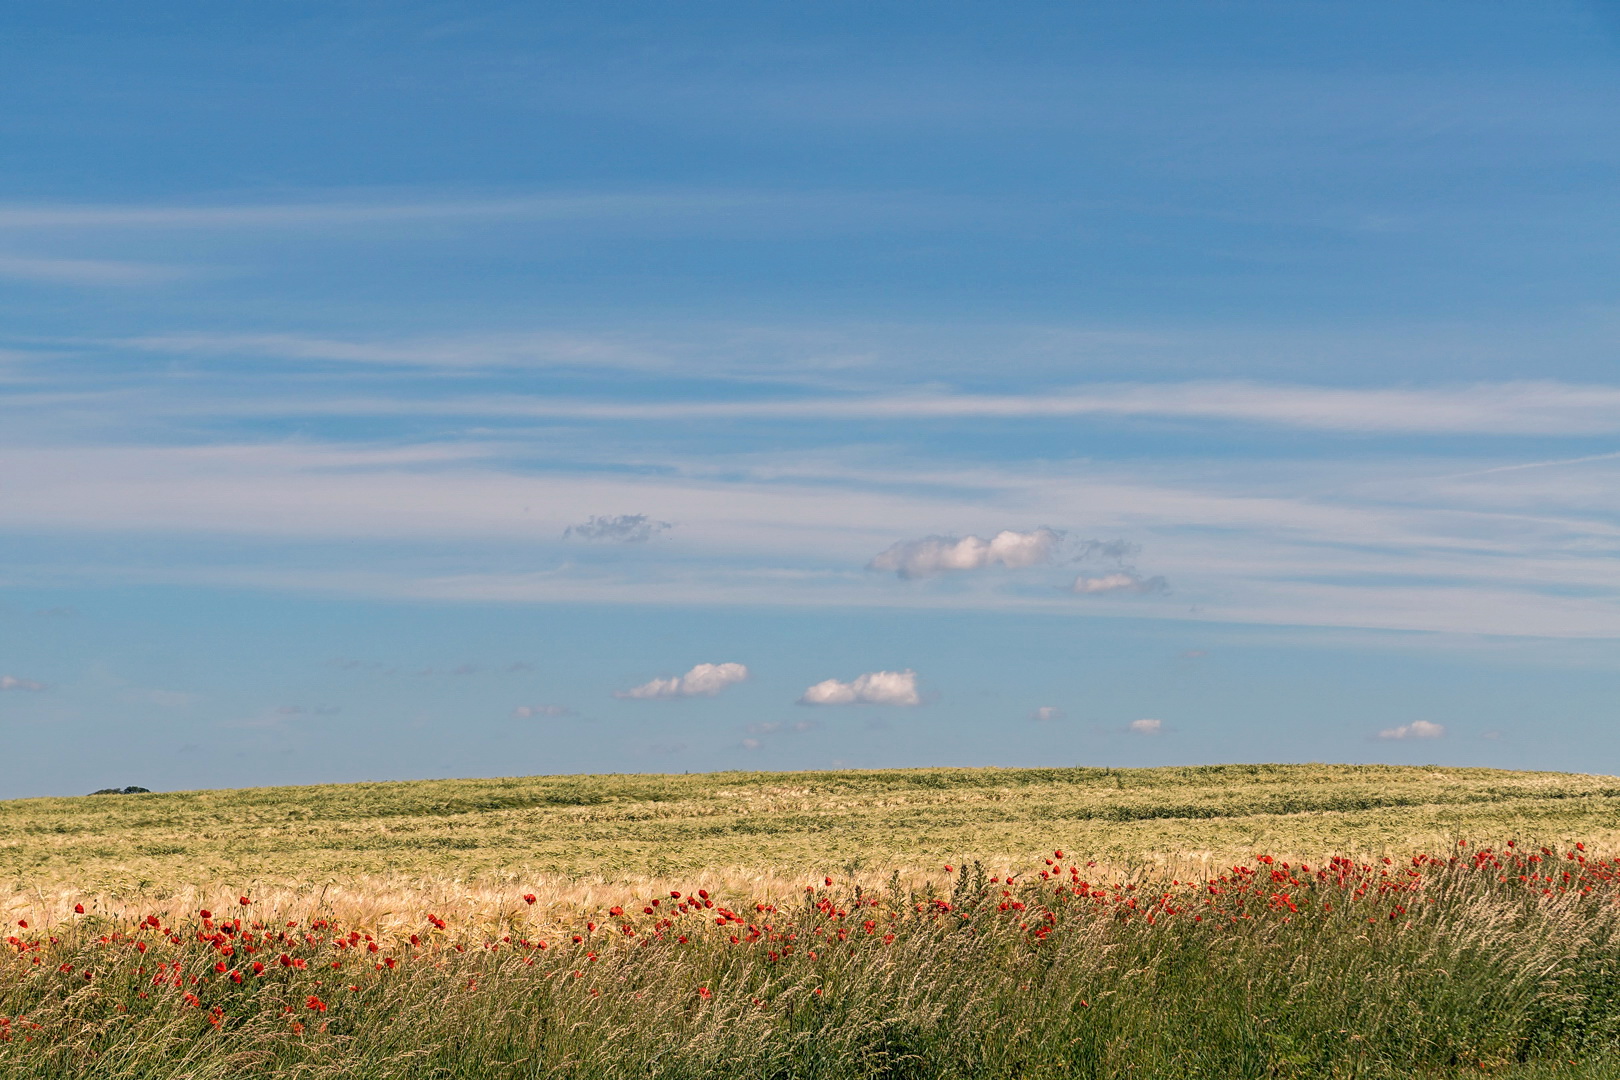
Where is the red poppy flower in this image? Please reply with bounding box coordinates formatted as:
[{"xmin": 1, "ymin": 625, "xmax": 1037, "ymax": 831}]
[
  {"xmin": 305, "ymin": 995, "xmax": 327, "ymax": 1012},
  {"xmin": 73, "ymin": 904, "xmax": 84, "ymax": 915}
]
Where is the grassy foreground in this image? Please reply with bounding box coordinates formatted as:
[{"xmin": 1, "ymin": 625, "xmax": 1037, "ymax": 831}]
[{"xmin": 7, "ymin": 764, "xmax": 1620, "ymax": 1079}]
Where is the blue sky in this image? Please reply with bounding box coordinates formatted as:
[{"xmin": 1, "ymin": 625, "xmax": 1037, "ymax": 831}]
[{"xmin": 4, "ymin": 2, "xmax": 1620, "ymax": 797}]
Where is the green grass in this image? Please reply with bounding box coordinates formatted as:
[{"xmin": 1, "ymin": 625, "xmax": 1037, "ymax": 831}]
[{"xmin": 7, "ymin": 842, "xmax": 1620, "ymax": 1078}]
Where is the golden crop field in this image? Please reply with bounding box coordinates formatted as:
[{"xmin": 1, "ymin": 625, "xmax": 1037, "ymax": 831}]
[
  {"xmin": 5, "ymin": 763, "xmax": 1619, "ymax": 901},
  {"xmin": 9, "ymin": 764, "xmax": 1620, "ymax": 1078}
]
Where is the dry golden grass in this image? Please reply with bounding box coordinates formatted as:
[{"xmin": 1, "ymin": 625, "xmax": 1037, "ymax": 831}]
[{"xmin": 4, "ymin": 763, "xmax": 1618, "ymax": 931}]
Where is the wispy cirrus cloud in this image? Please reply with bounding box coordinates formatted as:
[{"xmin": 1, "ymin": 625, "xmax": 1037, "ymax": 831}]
[
  {"xmin": 0, "ymin": 675, "xmax": 46, "ymax": 691},
  {"xmin": 188, "ymin": 381, "xmax": 1620, "ymax": 436},
  {"xmin": 0, "ymin": 189, "xmax": 945, "ymax": 236},
  {"xmin": 118, "ymin": 331, "xmax": 672, "ymax": 371},
  {"xmin": 0, "ymin": 252, "xmax": 184, "ymax": 287},
  {"xmin": 0, "ymin": 193, "xmax": 751, "ymax": 231},
  {"xmin": 5, "ymin": 435, "xmax": 1620, "ymax": 637}
]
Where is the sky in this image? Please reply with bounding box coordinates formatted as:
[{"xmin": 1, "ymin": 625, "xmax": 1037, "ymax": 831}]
[{"xmin": 3, "ymin": 2, "xmax": 1620, "ymax": 797}]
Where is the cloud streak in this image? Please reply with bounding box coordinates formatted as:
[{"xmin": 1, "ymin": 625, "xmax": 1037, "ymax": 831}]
[
  {"xmin": 0, "ymin": 253, "xmax": 184, "ymax": 286},
  {"xmin": 1074, "ymin": 571, "xmax": 1168, "ymax": 595},
  {"xmin": 200, "ymin": 381, "xmax": 1620, "ymax": 436}
]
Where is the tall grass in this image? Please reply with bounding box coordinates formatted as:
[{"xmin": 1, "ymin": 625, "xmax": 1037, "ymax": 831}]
[{"xmin": 6, "ymin": 844, "xmax": 1620, "ymax": 1078}]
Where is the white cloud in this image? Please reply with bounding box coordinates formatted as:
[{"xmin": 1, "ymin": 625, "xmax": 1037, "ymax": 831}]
[
  {"xmin": 1377, "ymin": 720, "xmax": 1446, "ymax": 740},
  {"xmin": 512, "ymin": 704, "xmax": 573, "ymax": 719},
  {"xmin": 869, "ymin": 528, "xmax": 1061, "ymax": 578},
  {"xmin": 1031, "ymin": 706, "xmax": 1062, "ymax": 722},
  {"xmin": 617, "ymin": 662, "xmax": 749, "ymax": 699},
  {"xmin": 740, "ymin": 737, "xmax": 763, "ymax": 751},
  {"xmin": 0, "ymin": 675, "xmax": 45, "ymax": 692},
  {"xmin": 1129, "ymin": 718, "xmax": 1164, "ymax": 735},
  {"xmin": 798, "ymin": 669, "xmax": 921, "ymax": 706},
  {"xmin": 1074, "ymin": 572, "xmax": 1168, "ymax": 595}
]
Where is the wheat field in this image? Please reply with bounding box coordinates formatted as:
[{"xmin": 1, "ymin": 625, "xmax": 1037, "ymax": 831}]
[{"xmin": 7, "ymin": 764, "xmax": 1620, "ymax": 1078}]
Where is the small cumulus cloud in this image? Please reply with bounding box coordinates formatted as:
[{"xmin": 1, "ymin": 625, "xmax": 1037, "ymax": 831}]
[
  {"xmin": 740, "ymin": 737, "xmax": 763, "ymax": 751},
  {"xmin": 0, "ymin": 675, "xmax": 46, "ymax": 692},
  {"xmin": 1129, "ymin": 718, "xmax": 1164, "ymax": 735},
  {"xmin": 799, "ymin": 670, "xmax": 921, "ymax": 707},
  {"xmin": 565, "ymin": 514, "xmax": 673, "ymax": 543},
  {"xmin": 512, "ymin": 704, "xmax": 574, "ymax": 719},
  {"xmin": 617, "ymin": 662, "xmax": 749, "ymax": 700},
  {"xmin": 1031, "ymin": 706, "xmax": 1062, "ymax": 723},
  {"xmin": 1075, "ymin": 539, "xmax": 1141, "ymax": 562},
  {"xmin": 1377, "ymin": 720, "xmax": 1445, "ymax": 740},
  {"xmin": 141, "ymin": 689, "xmax": 198, "ymax": 708},
  {"xmin": 1074, "ymin": 572, "xmax": 1167, "ymax": 596},
  {"xmin": 746, "ymin": 719, "xmax": 819, "ymax": 735},
  {"xmin": 868, "ymin": 528, "xmax": 1061, "ymax": 578}
]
